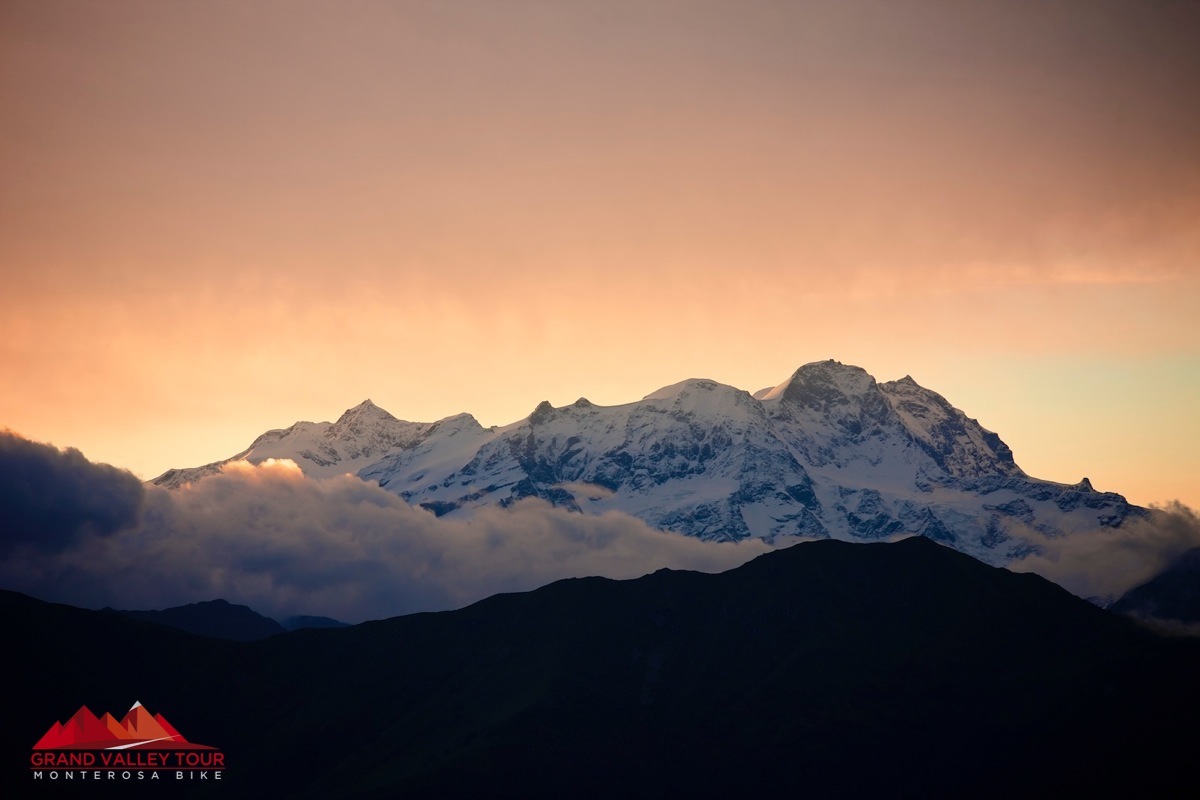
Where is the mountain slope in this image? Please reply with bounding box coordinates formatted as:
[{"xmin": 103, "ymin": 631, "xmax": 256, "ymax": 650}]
[
  {"xmin": 4, "ymin": 538, "xmax": 1199, "ymax": 798},
  {"xmin": 102, "ymin": 598, "xmax": 287, "ymax": 641},
  {"xmin": 153, "ymin": 360, "xmax": 1145, "ymax": 564}
]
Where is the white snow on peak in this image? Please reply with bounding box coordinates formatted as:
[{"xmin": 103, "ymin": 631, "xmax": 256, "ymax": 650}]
[
  {"xmin": 756, "ymin": 379, "xmax": 790, "ymax": 402},
  {"xmin": 153, "ymin": 400, "xmax": 437, "ymax": 487},
  {"xmin": 642, "ymin": 378, "xmax": 722, "ymax": 402},
  {"xmin": 432, "ymin": 412, "xmax": 484, "ymax": 432},
  {"xmin": 335, "ymin": 399, "xmax": 395, "ymax": 424},
  {"xmin": 128, "ymin": 700, "xmax": 143, "ymax": 712}
]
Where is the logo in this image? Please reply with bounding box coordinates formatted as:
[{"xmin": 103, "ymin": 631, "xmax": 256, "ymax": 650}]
[{"xmin": 30, "ymin": 701, "xmax": 224, "ymax": 782}]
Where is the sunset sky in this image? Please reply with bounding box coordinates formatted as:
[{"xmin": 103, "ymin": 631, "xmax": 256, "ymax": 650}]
[{"xmin": 2, "ymin": 0, "xmax": 1198, "ymax": 510}]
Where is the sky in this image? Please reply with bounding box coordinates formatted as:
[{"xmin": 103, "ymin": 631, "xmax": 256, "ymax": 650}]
[{"xmin": 2, "ymin": 0, "xmax": 1198, "ymax": 511}]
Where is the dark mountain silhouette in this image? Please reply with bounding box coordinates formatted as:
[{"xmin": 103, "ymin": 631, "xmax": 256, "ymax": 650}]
[
  {"xmin": 101, "ymin": 598, "xmax": 286, "ymax": 641},
  {"xmin": 6, "ymin": 538, "xmax": 1200, "ymax": 798},
  {"xmin": 279, "ymin": 614, "xmax": 350, "ymax": 631}
]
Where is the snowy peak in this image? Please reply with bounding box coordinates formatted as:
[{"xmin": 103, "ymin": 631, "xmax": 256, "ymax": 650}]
[
  {"xmin": 759, "ymin": 360, "xmax": 875, "ymax": 404},
  {"xmin": 761, "ymin": 361, "xmax": 899, "ymax": 458},
  {"xmin": 761, "ymin": 362, "xmax": 1021, "ymax": 481},
  {"xmin": 530, "ymin": 400, "xmax": 556, "ymax": 425},
  {"xmin": 334, "ymin": 399, "xmax": 397, "ymax": 427},
  {"xmin": 879, "ymin": 375, "xmax": 1020, "ymax": 479},
  {"xmin": 153, "ymin": 400, "xmax": 438, "ymax": 487},
  {"xmin": 778, "ymin": 360, "xmax": 880, "ymax": 409},
  {"xmin": 326, "ymin": 399, "xmax": 420, "ymax": 449},
  {"xmin": 428, "ymin": 412, "xmax": 485, "ymax": 435},
  {"xmin": 642, "ymin": 379, "xmax": 763, "ymax": 423},
  {"xmin": 643, "ymin": 378, "xmax": 723, "ymax": 402}
]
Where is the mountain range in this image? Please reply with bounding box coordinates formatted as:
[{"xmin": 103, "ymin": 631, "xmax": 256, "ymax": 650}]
[
  {"xmin": 101, "ymin": 599, "xmax": 349, "ymax": 641},
  {"xmin": 102, "ymin": 599, "xmax": 288, "ymax": 641},
  {"xmin": 6, "ymin": 537, "xmax": 1199, "ymax": 797},
  {"xmin": 154, "ymin": 360, "xmax": 1145, "ymax": 565}
]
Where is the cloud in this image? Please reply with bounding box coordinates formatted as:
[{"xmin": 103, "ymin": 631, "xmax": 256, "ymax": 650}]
[
  {"xmin": 1009, "ymin": 502, "xmax": 1200, "ymax": 602},
  {"xmin": 0, "ymin": 430, "xmax": 144, "ymax": 556},
  {"xmin": 558, "ymin": 481, "xmax": 616, "ymax": 501},
  {"xmin": 11, "ymin": 430, "xmax": 1193, "ymax": 624},
  {"xmin": 0, "ymin": 447, "xmax": 770, "ymax": 623}
]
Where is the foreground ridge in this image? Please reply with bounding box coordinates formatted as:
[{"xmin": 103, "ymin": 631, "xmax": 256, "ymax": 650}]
[{"xmin": 5, "ymin": 538, "xmax": 1199, "ymax": 797}]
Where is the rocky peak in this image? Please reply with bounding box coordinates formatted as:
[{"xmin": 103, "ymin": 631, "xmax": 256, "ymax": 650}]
[
  {"xmin": 530, "ymin": 400, "xmax": 556, "ymax": 426},
  {"xmin": 335, "ymin": 399, "xmax": 396, "ymax": 426},
  {"xmin": 758, "ymin": 360, "xmax": 879, "ymax": 407},
  {"xmin": 426, "ymin": 412, "xmax": 485, "ymax": 436},
  {"xmin": 785, "ymin": 360, "xmax": 877, "ymax": 401},
  {"xmin": 765, "ymin": 361, "xmax": 894, "ymax": 437},
  {"xmin": 879, "ymin": 376, "xmax": 1021, "ymax": 479},
  {"xmin": 643, "ymin": 378, "xmax": 725, "ymax": 402}
]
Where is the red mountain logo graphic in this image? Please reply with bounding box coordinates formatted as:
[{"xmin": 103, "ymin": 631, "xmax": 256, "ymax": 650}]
[{"xmin": 33, "ymin": 701, "xmax": 215, "ymax": 750}]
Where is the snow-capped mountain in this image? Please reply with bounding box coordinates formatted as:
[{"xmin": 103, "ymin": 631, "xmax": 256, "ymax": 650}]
[
  {"xmin": 153, "ymin": 399, "xmax": 446, "ymax": 485},
  {"xmin": 153, "ymin": 360, "xmax": 1145, "ymax": 564}
]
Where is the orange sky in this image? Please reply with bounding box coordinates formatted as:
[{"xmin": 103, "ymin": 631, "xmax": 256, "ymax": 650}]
[{"xmin": 2, "ymin": 0, "xmax": 1198, "ymax": 509}]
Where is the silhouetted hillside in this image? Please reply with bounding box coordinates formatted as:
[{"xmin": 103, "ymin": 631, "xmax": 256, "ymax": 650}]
[
  {"xmin": 102, "ymin": 598, "xmax": 287, "ymax": 641},
  {"xmin": 279, "ymin": 614, "xmax": 349, "ymax": 631},
  {"xmin": 6, "ymin": 538, "xmax": 1199, "ymax": 798}
]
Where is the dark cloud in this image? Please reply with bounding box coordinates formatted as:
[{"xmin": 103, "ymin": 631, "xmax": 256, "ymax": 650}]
[
  {"xmin": 0, "ymin": 430, "xmax": 144, "ymax": 555},
  {"xmin": 0, "ymin": 453, "xmax": 769, "ymax": 623}
]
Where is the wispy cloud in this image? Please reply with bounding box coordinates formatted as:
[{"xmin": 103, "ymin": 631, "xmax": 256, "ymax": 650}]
[{"xmin": 1009, "ymin": 502, "xmax": 1200, "ymax": 602}]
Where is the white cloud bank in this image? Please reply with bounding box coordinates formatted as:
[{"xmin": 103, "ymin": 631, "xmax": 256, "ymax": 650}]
[
  {"xmin": 0, "ymin": 440, "xmax": 769, "ymax": 622},
  {"xmin": 1009, "ymin": 502, "xmax": 1200, "ymax": 602}
]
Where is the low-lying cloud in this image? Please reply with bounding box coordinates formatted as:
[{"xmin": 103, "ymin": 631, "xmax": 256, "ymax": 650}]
[
  {"xmin": 1009, "ymin": 502, "xmax": 1200, "ymax": 602},
  {"xmin": 0, "ymin": 435, "xmax": 770, "ymax": 622}
]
